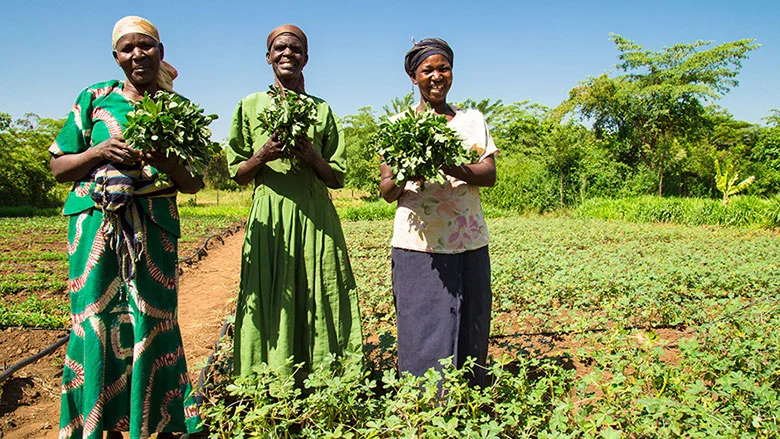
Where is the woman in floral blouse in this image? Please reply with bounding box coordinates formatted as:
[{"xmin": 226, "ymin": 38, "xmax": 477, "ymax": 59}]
[{"xmin": 380, "ymin": 38, "xmax": 497, "ymax": 385}]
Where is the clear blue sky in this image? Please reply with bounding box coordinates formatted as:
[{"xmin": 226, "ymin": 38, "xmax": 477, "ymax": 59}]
[{"xmin": 2, "ymin": 0, "xmax": 778, "ymax": 141}]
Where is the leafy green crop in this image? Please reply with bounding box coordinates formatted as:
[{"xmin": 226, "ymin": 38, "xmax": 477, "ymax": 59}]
[
  {"xmin": 125, "ymin": 91, "xmax": 220, "ymax": 185},
  {"xmin": 374, "ymin": 107, "xmax": 478, "ymax": 188},
  {"xmin": 257, "ymin": 86, "xmax": 318, "ymax": 153}
]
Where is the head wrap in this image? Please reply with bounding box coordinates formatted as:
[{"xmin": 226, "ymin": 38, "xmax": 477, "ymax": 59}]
[
  {"xmin": 111, "ymin": 15, "xmax": 178, "ymax": 91},
  {"xmin": 404, "ymin": 38, "xmax": 454, "ymax": 78},
  {"xmin": 266, "ymin": 24, "xmax": 308, "ymax": 92}
]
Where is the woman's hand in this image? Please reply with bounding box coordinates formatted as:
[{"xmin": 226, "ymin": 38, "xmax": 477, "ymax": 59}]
[
  {"xmin": 294, "ymin": 138, "xmax": 342, "ymax": 188},
  {"xmin": 232, "ymin": 131, "xmax": 285, "ymax": 186},
  {"xmin": 50, "ymin": 136, "xmax": 141, "ymax": 183},
  {"xmin": 292, "ymin": 138, "xmax": 319, "ymax": 166},
  {"xmin": 256, "ymin": 131, "xmax": 286, "ymax": 164},
  {"xmin": 92, "ymin": 137, "xmax": 142, "ymax": 165},
  {"xmin": 143, "ymin": 149, "xmax": 181, "ymax": 173},
  {"xmin": 141, "ymin": 148, "xmax": 203, "ymax": 194}
]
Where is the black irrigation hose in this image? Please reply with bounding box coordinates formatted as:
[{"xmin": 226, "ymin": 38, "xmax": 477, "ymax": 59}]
[
  {"xmin": 195, "ymin": 316, "xmax": 232, "ymax": 405},
  {"xmin": 177, "ymin": 224, "xmax": 243, "ymax": 267},
  {"xmin": 1, "ymin": 224, "xmax": 243, "ymax": 382},
  {"xmin": 0, "ymin": 334, "xmax": 70, "ymax": 382}
]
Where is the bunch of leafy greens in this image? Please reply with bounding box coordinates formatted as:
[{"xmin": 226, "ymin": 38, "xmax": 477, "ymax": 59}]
[
  {"xmin": 257, "ymin": 86, "xmax": 318, "ymax": 154},
  {"xmin": 374, "ymin": 106, "xmax": 478, "ymax": 188},
  {"xmin": 125, "ymin": 91, "xmax": 220, "ymax": 186}
]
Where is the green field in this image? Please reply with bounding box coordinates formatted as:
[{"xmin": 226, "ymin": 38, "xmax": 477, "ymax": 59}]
[
  {"xmin": 202, "ymin": 216, "xmax": 780, "ymax": 437},
  {"xmin": 2, "ymin": 197, "xmax": 779, "ymax": 436},
  {"xmin": 0, "ymin": 191, "xmax": 249, "ymax": 328}
]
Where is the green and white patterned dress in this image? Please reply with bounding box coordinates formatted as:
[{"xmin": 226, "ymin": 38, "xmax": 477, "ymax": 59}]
[
  {"xmin": 227, "ymin": 90, "xmax": 363, "ymax": 381},
  {"xmin": 50, "ymin": 80, "xmax": 201, "ymax": 439}
]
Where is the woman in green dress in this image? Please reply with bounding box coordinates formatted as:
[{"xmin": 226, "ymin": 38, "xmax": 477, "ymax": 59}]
[
  {"xmin": 50, "ymin": 16, "xmax": 203, "ymax": 439},
  {"xmin": 227, "ymin": 24, "xmax": 362, "ymax": 381}
]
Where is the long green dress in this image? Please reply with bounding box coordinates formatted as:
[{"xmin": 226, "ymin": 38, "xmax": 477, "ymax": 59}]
[
  {"xmin": 227, "ymin": 90, "xmax": 363, "ymax": 380},
  {"xmin": 51, "ymin": 80, "xmax": 201, "ymax": 439}
]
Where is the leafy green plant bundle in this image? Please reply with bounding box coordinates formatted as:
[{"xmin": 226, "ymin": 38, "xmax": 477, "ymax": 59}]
[
  {"xmin": 125, "ymin": 91, "xmax": 220, "ymax": 185},
  {"xmin": 257, "ymin": 86, "xmax": 318, "ymax": 154},
  {"xmin": 374, "ymin": 106, "xmax": 478, "ymax": 188}
]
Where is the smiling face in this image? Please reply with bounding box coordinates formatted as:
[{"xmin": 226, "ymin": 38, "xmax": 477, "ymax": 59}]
[
  {"xmin": 266, "ymin": 34, "xmax": 308, "ymax": 85},
  {"xmin": 113, "ymin": 33, "xmax": 163, "ymax": 92},
  {"xmin": 411, "ymin": 54, "xmax": 453, "ymax": 107}
]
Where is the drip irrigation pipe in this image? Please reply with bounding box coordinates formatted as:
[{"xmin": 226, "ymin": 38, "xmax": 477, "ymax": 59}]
[
  {"xmin": 178, "ymin": 224, "xmax": 243, "ymax": 267},
  {"xmin": 0, "ymin": 334, "xmax": 69, "ymax": 382},
  {"xmin": 195, "ymin": 316, "xmax": 232, "ymax": 405}
]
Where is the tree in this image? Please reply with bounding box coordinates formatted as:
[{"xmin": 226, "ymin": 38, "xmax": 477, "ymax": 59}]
[
  {"xmin": 0, "ymin": 114, "xmax": 66, "ymax": 207},
  {"xmin": 382, "ymin": 93, "xmax": 414, "ymax": 118},
  {"xmin": 761, "ymin": 108, "xmax": 780, "ymax": 127},
  {"xmin": 343, "ymin": 107, "xmax": 381, "ymax": 195},
  {"xmin": 490, "ymin": 101, "xmax": 551, "ymax": 157},
  {"xmin": 455, "ymin": 98, "xmax": 504, "ymax": 127},
  {"xmin": 559, "ymin": 34, "xmax": 759, "ymax": 196}
]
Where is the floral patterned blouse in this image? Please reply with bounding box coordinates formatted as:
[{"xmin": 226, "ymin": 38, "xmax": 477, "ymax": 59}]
[{"xmin": 391, "ymin": 107, "xmax": 498, "ymax": 254}]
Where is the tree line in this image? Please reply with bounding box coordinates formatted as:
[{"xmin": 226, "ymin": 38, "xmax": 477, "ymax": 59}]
[{"xmin": 3, "ymin": 35, "xmax": 779, "ymax": 212}]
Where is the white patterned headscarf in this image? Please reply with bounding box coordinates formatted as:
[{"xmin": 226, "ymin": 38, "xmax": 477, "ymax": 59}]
[{"xmin": 111, "ymin": 15, "xmax": 178, "ymax": 91}]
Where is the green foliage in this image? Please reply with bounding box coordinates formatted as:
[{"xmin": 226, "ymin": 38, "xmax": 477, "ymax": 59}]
[
  {"xmin": 337, "ymin": 200, "xmax": 395, "ymax": 221},
  {"xmin": 124, "ymin": 91, "xmax": 220, "ymax": 185},
  {"xmin": 257, "ymin": 86, "xmax": 318, "ymax": 152},
  {"xmin": 0, "ymin": 295, "xmax": 70, "ymax": 328},
  {"xmin": 749, "ymin": 124, "xmax": 780, "ymax": 195},
  {"xmin": 343, "ymin": 107, "xmax": 381, "ymax": 195},
  {"xmin": 577, "ymin": 195, "xmax": 780, "ymax": 228},
  {"xmin": 382, "ymin": 92, "xmax": 415, "ymax": 117},
  {"xmin": 374, "ymin": 106, "xmax": 478, "ymax": 188},
  {"xmin": 0, "ymin": 114, "xmax": 67, "ymax": 207},
  {"xmin": 200, "ymin": 337, "xmax": 575, "ymax": 439},
  {"xmin": 455, "ymin": 97, "xmax": 504, "ymax": 127},
  {"xmin": 481, "ymin": 156, "xmax": 558, "ymax": 213},
  {"xmin": 204, "ymin": 147, "xmax": 240, "ymax": 192},
  {"xmin": 559, "ymin": 34, "xmax": 759, "ymax": 196},
  {"xmin": 0, "ymin": 197, "xmax": 248, "ymax": 329},
  {"xmin": 199, "ymin": 215, "xmax": 780, "ymax": 436},
  {"xmin": 715, "ymin": 158, "xmax": 755, "ymax": 205}
]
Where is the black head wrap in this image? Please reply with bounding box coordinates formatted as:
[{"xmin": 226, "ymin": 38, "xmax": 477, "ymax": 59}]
[{"xmin": 404, "ymin": 38, "xmax": 453, "ymax": 78}]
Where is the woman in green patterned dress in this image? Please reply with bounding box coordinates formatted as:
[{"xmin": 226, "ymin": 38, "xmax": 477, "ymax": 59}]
[
  {"xmin": 227, "ymin": 24, "xmax": 362, "ymax": 382},
  {"xmin": 49, "ymin": 16, "xmax": 203, "ymax": 439}
]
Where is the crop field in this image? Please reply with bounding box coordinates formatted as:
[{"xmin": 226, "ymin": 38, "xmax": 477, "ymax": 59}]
[
  {"xmin": 345, "ymin": 216, "xmax": 780, "ymax": 336},
  {"xmin": 0, "ymin": 198, "xmax": 248, "ymax": 329},
  {"xmin": 2, "ymin": 208, "xmax": 779, "ymax": 436},
  {"xmin": 209, "ymin": 216, "xmax": 776, "ymax": 437}
]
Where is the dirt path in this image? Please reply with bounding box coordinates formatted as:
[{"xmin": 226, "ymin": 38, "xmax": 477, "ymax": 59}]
[
  {"xmin": 178, "ymin": 229, "xmax": 242, "ymax": 373},
  {"xmin": 0, "ymin": 229, "xmax": 244, "ymax": 439}
]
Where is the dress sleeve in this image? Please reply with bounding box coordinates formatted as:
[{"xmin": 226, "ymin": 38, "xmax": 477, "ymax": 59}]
[
  {"xmin": 49, "ymin": 88, "xmax": 94, "ymax": 157},
  {"xmin": 319, "ymin": 106, "xmax": 347, "ymax": 187},
  {"xmin": 226, "ymin": 100, "xmax": 253, "ymax": 178}
]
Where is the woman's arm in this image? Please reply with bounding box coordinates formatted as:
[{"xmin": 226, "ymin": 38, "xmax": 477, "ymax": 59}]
[
  {"xmin": 379, "ymin": 163, "xmax": 405, "ymax": 202},
  {"xmin": 443, "ymin": 155, "xmax": 496, "ymax": 187},
  {"xmin": 232, "ymin": 132, "xmax": 285, "ymax": 186},
  {"xmin": 50, "ymin": 137, "xmax": 141, "ymax": 183},
  {"xmin": 295, "ymin": 139, "xmax": 342, "ymax": 189}
]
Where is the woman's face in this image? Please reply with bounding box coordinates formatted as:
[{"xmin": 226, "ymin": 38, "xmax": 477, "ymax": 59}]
[
  {"xmin": 411, "ymin": 54, "xmax": 453, "ymax": 106},
  {"xmin": 266, "ymin": 34, "xmax": 308, "ymax": 81},
  {"xmin": 113, "ymin": 33, "xmax": 163, "ymax": 89}
]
